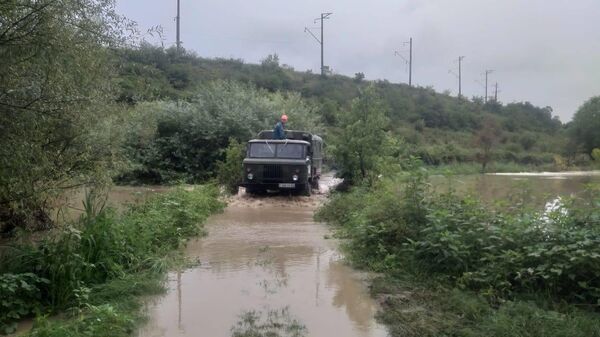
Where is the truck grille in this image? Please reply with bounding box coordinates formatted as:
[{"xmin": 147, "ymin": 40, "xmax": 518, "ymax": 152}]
[{"xmin": 263, "ymin": 165, "xmax": 282, "ymax": 179}]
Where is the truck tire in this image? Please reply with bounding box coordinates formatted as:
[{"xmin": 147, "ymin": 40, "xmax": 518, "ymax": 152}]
[
  {"xmin": 310, "ymin": 177, "xmax": 320, "ymax": 190},
  {"xmin": 301, "ymin": 183, "xmax": 312, "ymax": 196}
]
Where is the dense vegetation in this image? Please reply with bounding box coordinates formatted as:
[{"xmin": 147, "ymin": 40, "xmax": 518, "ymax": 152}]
[
  {"xmin": 317, "ymin": 161, "xmax": 600, "ymax": 336},
  {"xmin": 117, "ymin": 80, "xmax": 322, "ymax": 184},
  {"xmin": 0, "ymin": 186, "xmax": 224, "ymax": 334}
]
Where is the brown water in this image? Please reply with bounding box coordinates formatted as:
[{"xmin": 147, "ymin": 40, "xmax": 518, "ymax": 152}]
[
  {"xmin": 52, "ymin": 185, "xmax": 171, "ymax": 222},
  {"xmin": 137, "ymin": 175, "xmax": 389, "ymax": 337},
  {"xmin": 433, "ymin": 171, "xmax": 600, "ymax": 209}
]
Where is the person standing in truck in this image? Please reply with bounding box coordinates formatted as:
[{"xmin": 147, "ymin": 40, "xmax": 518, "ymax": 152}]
[{"xmin": 273, "ymin": 114, "xmax": 288, "ymax": 140}]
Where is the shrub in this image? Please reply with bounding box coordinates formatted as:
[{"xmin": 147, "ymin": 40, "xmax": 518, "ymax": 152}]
[
  {"xmin": 319, "ymin": 168, "xmax": 600, "ymax": 305},
  {"xmin": 0, "ymin": 273, "xmax": 49, "ymax": 334},
  {"xmin": 0, "ymin": 186, "xmax": 224, "ymax": 329},
  {"xmin": 216, "ymin": 138, "xmax": 245, "ymax": 194},
  {"xmin": 592, "ymin": 148, "xmax": 600, "ymax": 162}
]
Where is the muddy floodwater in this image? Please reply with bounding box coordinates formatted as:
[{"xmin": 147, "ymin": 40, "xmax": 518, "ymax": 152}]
[
  {"xmin": 433, "ymin": 170, "xmax": 600, "ymax": 209},
  {"xmin": 137, "ymin": 175, "xmax": 389, "ymax": 337}
]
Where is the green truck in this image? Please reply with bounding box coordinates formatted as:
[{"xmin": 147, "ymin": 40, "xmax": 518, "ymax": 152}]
[{"xmin": 240, "ymin": 130, "xmax": 323, "ymax": 195}]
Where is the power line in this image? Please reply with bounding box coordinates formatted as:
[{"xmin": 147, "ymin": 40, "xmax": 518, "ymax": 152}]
[{"xmin": 304, "ymin": 12, "xmax": 333, "ymax": 76}]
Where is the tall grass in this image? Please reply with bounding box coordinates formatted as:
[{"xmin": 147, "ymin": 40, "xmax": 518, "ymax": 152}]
[{"xmin": 0, "ymin": 186, "xmax": 224, "ymax": 334}]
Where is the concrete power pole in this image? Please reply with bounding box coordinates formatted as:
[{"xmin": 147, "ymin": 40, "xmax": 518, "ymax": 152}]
[
  {"xmin": 494, "ymin": 82, "xmax": 499, "ymax": 102},
  {"xmin": 305, "ymin": 12, "xmax": 333, "ymax": 76},
  {"xmin": 394, "ymin": 37, "xmax": 413, "ymax": 86},
  {"xmin": 408, "ymin": 37, "xmax": 413, "ymax": 87},
  {"xmin": 458, "ymin": 56, "xmax": 465, "ymax": 99},
  {"xmin": 176, "ymin": 0, "xmax": 181, "ymax": 51},
  {"xmin": 484, "ymin": 69, "xmax": 493, "ymax": 103}
]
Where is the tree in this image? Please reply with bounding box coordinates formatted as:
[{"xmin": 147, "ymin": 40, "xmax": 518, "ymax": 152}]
[
  {"xmin": 569, "ymin": 96, "xmax": 600, "ymax": 155},
  {"xmin": 474, "ymin": 117, "xmax": 501, "ymax": 173},
  {"xmin": 0, "ymin": 0, "xmax": 129, "ymax": 232},
  {"xmin": 353, "ymin": 72, "xmax": 365, "ymax": 83},
  {"xmin": 332, "ymin": 85, "xmax": 389, "ymax": 183},
  {"xmin": 260, "ymin": 54, "xmax": 280, "ymax": 68}
]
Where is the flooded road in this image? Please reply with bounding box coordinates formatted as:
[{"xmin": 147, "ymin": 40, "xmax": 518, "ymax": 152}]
[{"xmin": 137, "ymin": 175, "xmax": 389, "ymax": 337}]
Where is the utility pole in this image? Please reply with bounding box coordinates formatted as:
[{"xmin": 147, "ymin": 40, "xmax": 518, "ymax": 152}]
[
  {"xmin": 176, "ymin": 0, "xmax": 181, "ymax": 51},
  {"xmin": 484, "ymin": 69, "xmax": 493, "ymax": 103},
  {"xmin": 458, "ymin": 56, "xmax": 465, "ymax": 99},
  {"xmin": 394, "ymin": 37, "xmax": 413, "ymax": 86},
  {"xmin": 304, "ymin": 12, "xmax": 333, "ymax": 76},
  {"xmin": 408, "ymin": 37, "xmax": 413, "ymax": 87},
  {"xmin": 494, "ymin": 82, "xmax": 499, "ymax": 102}
]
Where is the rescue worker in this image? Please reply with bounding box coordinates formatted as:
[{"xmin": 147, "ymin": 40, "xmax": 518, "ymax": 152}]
[{"xmin": 273, "ymin": 114, "xmax": 288, "ymax": 140}]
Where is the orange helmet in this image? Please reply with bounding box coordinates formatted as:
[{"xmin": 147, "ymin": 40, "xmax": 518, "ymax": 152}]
[{"xmin": 281, "ymin": 114, "xmax": 288, "ymax": 122}]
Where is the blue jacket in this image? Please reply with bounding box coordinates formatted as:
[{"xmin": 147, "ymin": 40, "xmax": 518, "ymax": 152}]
[{"xmin": 273, "ymin": 121, "xmax": 286, "ymax": 139}]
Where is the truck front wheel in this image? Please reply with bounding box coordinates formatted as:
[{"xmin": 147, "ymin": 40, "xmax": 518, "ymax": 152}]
[{"xmin": 301, "ymin": 183, "xmax": 312, "ymax": 196}]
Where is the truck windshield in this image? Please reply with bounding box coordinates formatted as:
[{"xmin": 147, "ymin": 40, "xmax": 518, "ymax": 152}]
[
  {"xmin": 249, "ymin": 143, "xmax": 275, "ymax": 158},
  {"xmin": 248, "ymin": 143, "xmax": 305, "ymax": 158},
  {"xmin": 277, "ymin": 143, "xmax": 305, "ymax": 158}
]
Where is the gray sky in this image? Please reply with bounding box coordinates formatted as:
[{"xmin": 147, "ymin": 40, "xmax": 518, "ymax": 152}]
[{"xmin": 116, "ymin": 0, "xmax": 600, "ymax": 121}]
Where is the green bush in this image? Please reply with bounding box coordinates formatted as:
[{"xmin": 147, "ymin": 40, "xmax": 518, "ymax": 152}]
[
  {"xmin": 118, "ymin": 81, "xmax": 323, "ymax": 184},
  {"xmin": 319, "ymin": 168, "xmax": 600, "ymax": 305},
  {"xmin": 216, "ymin": 138, "xmax": 245, "ymax": 194},
  {"xmin": 0, "ymin": 273, "xmax": 49, "ymax": 334},
  {"xmin": 592, "ymin": 148, "xmax": 600, "ymax": 162},
  {"xmin": 0, "ymin": 186, "xmax": 224, "ymax": 330}
]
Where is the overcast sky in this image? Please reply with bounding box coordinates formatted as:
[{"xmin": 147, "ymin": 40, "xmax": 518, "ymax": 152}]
[{"xmin": 116, "ymin": 0, "xmax": 600, "ymax": 121}]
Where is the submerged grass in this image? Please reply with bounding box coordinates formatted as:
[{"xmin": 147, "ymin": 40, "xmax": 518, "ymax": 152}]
[
  {"xmin": 231, "ymin": 307, "xmax": 307, "ymax": 337},
  {"xmin": 317, "ymin": 168, "xmax": 600, "ymax": 336},
  {"xmin": 0, "ymin": 186, "xmax": 225, "ymax": 335}
]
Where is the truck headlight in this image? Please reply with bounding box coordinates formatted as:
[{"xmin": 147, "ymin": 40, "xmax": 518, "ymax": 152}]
[
  {"xmin": 247, "ymin": 173, "xmax": 253, "ymax": 180},
  {"xmin": 292, "ymin": 174, "xmax": 298, "ymax": 181}
]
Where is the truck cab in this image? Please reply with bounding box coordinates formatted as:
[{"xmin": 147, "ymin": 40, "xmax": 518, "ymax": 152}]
[{"xmin": 241, "ymin": 130, "xmax": 322, "ymax": 195}]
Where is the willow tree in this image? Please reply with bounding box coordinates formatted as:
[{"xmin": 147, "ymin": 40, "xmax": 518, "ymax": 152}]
[{"xmin": 0, "ymin": 0, "xmax": 131, "ymax": 232}]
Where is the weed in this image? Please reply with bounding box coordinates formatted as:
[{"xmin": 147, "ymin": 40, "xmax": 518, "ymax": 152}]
[{"xmin": 231, "ymin": 307, "xmax": 307, "ymax": 337}]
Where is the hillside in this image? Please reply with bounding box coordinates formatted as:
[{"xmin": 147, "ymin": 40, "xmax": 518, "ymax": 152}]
[{"xmin": 115, "ymin": 45, "xmax": 567, "ymax": 173}]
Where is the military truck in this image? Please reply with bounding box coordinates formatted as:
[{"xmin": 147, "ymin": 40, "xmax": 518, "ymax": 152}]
[{"xmin": 240, "ymin": 130, "xmax": 323, "ymax": 195}]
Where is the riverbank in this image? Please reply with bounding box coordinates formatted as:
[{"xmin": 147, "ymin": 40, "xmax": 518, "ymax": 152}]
[
  {"xmin": 317, "ymin": 169, "xmax": 600, "ymax": 336},
  {"xmin": 1, "ymin": 186, "xmax": 224, "ymax": 336}
]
